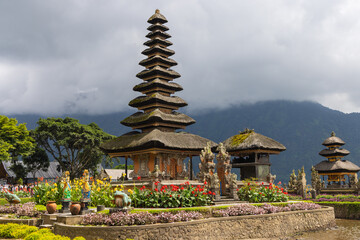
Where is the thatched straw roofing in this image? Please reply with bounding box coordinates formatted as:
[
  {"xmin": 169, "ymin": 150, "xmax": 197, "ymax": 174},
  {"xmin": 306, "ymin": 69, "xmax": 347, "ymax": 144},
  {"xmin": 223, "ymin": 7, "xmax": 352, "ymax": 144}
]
[
  {"xmin": 136, "ymin": 66, "xmax": 180, "ymax": 80},
  {"xmin": 133, "ymin": 79, "xmax": 182, "ymax": 93},
  {"xmin": 146, "ymin": 30, "xmax": 171, "ymax": 39},
  {"xmin": 148, "ymin": 9, "xmax": 167, "ymax": 24},
  {"xmin": 144, "ymin": 38, "xmax": 173, "ymax": 47},
  {"xmin": 319, "ymin": 148, "xmax": 350, "ymax": 157},
  {"xmin": 139, "ymin": 55, "xmax": 177, "ymax": 67},
  {"xmin": 322, "ymin": 131, "xmax": 345, "ymax": 146},
  {"xmin": 129, "ymin": 93, "xmax": 187, "ymax": 108},
  {"xmin": 121, "ymin": 109, "xmax": 195, "ymax": 127},
  {"xmin": 314, "ymin": 160, "xmax": 360, "ymax": 173},
  {"xmin": 147, "ymin": 23, "xmax": 169, "ymax": 32},
  {"xmin": 141, "ymin": 46, "xmax": 175, "ymax": 57},
  {"xmin": 100, "ymin": 129, "xmax": 217, "ymax": 153},
  {"xmin": 222, "ymin": 129, "xmax": 286, "ymax": 153}
]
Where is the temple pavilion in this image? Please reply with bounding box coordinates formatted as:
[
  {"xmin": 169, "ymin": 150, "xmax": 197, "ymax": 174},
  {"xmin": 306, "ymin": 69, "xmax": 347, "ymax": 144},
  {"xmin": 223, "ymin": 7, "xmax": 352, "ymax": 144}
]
[
  {"xmin": 222, "ymin": 129, "xmax": 286, "ymax": 181},
  {"xmin": 100, "ymin": 10, "xmax": 216, "ymax": 180},
  {"xmin": 314, "ymin": 132, "xmax": 360, "ymax": 187}
]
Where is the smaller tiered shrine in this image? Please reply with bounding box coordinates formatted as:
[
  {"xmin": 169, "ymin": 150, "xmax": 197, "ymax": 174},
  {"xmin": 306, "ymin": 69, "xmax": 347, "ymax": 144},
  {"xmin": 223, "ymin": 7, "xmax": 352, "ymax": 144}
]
[
  {"xmin": 314, "ymin": 132, "xmax": 360, "ymax": 188},
  {"xmin": 222, "ymin": 128, "xmax": 286, "ymax": 182}
]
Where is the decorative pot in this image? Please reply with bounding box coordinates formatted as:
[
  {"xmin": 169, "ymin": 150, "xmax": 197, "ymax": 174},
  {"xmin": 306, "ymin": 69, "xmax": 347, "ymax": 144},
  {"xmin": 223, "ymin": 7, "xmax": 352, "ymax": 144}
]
[
  {"xmin": 46, "ymin": 201, "xmax": 57, "ymax": 214},
  {"xmin": 70, "ymin": 202, "xmax": 81, "ymax": 215}
]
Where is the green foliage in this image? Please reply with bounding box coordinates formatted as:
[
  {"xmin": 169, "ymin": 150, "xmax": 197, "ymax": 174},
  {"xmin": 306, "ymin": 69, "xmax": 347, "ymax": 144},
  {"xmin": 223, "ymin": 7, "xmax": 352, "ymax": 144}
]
[
  {"xmin": 114, "ymin": 164, "xmax": 134, "ymax": 170},
  {"xmin": 0, "ymin": 223, "xmax": 37, "ymax": 239},
  {"xmin": 0, "ymin": 115, "xmax": 34, "ymax": 161},
  {"xmin": 33, "ymin": 180, "xmax": 63, "ymax": 205},
  {"xmin": 23, "ymin": 146, "xmax": 50, "ymax": 179},
  {"xmin": 32, "ymin": 117, "xmax": 114, "ymax": 179},
  {"xmin": 90, "ymin": 179, "xmax": 114, "ymax": 207},
  {"xmin": 237, "ymin": 182, "xmax": 288, "ymax": 203},
  {"xmin": 0, "ymin": 197, "xmax": 33, "ymax": 206}
]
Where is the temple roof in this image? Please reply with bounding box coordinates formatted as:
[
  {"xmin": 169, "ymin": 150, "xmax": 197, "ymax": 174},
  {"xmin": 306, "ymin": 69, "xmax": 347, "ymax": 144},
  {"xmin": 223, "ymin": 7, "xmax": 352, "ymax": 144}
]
[
  {"xmin": 148, "ymin": 9, "xmax": 168, "ymax": 24},
  {"xmin": 144, "ymin": 38, "xmax": 173, "ymax": 47},
  {"xmin": 139, "ymin": 55, "xmax": 177, "ymax": 68},
  {"xmin": 100, "ymin": 129, "xmax": 217, "ymax": 154},
  {"xmin": 319, "ymin": 148, "xmax": 350, "ymax": 157},
  {"xmin": 314, "ymin": 160, "xmax": 360, "ymax": 173},
  {"xmin": 129, "ymin": 93, "xmax": 187, "ymax": 108},
  {"xmin": 141, "ymin": 46, "xmax": 175, "ymax": 57},
  {"xmin": 222, "ymin": 129, "xmax": 286, "ymax": 153},
  {"xmin": 146, "ymin": 30, "xmax": 171, "ymax": 39},
  {"xmin": 121, "ymin": 109, "xmax": 195, "ymax": 127},
  {"xmin": 133, "ymin": 79, "xmax": 183, "ymax": 93},
  {"xmin": 136, "ymin": 66, "xmax": 180, "ymax": 80},
  {"xmin": 322, "ymin": 132, "xmax": 345, "ymax": 146},
  {"xmin": 147, "ymin": 23, "xmax": 169, "ymax": 32}
]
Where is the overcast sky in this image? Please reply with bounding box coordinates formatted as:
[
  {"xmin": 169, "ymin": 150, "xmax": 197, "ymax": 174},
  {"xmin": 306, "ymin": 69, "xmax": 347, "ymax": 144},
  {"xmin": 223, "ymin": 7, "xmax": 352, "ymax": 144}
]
[{"xmin": 1, "ymin": 0, "xmax": 360, "ymax": 115}]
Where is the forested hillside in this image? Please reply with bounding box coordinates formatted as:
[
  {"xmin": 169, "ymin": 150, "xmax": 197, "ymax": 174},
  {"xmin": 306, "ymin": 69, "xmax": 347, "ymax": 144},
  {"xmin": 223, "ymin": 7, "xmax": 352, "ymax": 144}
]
[{"xmin": 10, "ymin": 100, "xmax": 360, "ymax": 183}]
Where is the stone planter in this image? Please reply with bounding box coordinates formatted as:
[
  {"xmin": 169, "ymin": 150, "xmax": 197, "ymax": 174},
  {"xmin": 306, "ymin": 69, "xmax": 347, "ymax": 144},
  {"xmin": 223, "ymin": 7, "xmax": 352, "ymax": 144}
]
[
  {"xmin": 97, "ymin": 205, "xmax": 105, "ymax": 212},
  {"xmin": 70, "ymin": 202, "xmax": 81, "ymax": 215},
  {"xmin": 46, "ymin": 201, "xmax": 57, "ymax": 214}
]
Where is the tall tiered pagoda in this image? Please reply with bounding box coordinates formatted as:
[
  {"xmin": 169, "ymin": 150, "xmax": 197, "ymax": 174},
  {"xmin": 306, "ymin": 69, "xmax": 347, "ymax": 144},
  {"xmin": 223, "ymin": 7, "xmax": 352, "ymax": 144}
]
[
  {"xmin": 222, "ymin": 129, "xmax": 286, "ymax": 181},
  {"xmin": 101, "ymin": 10, "xmax": 216, "ymax": 180},
  {"xmin": 314, "ymin": 132, "xmax": 360, "ymax": 187}
]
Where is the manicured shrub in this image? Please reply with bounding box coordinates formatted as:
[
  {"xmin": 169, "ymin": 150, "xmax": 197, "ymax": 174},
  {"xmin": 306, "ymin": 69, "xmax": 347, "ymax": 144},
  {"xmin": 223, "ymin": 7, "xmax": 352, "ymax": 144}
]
[{"xmin": 0, "ymin": 223, "xmax": 37, "ymax": 239}]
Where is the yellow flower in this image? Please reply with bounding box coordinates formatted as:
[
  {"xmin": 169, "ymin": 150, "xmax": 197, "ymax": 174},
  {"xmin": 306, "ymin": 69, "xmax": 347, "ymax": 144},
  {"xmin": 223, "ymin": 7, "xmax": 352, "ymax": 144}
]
[
  {"xmin": 97, "ymin": 187, "xmax": 100, "ymax": 192},
  {"xmin": 122, "ymin": 173, "xmax": 126, "ymax": 177},
  {"xmin": 37, "ymin": 195, "xmax": 39, "ymax": 197},
  {"xmin": 128, "ymin": 189, "xmax": 133, "ymax": 194},
  {"xmin": 54, "ymin": 183, "xmax": 57, "ymax": 187}
]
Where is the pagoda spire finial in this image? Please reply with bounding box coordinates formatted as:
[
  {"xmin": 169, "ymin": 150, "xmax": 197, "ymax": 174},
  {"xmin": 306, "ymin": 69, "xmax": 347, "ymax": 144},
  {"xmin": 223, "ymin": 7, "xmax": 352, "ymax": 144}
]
[
  {"xmin": 331, "ymin": 131, "xmax": 336, "ymax": 137},
  {"xmin": 155, "ymin": 9, "xmax": 160, "ymax": 14}
]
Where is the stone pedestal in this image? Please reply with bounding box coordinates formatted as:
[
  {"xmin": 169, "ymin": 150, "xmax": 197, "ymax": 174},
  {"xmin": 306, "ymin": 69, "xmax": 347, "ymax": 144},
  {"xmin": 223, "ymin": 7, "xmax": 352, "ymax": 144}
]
[{"xmin": 59, "ymin": 201, "xmax": 70, "ymax": 213}]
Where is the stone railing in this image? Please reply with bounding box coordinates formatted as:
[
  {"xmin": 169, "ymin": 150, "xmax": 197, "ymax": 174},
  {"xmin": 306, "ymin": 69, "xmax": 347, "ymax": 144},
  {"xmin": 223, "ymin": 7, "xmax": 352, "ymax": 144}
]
[{"xmin": 53, "ymin": 207, "xmax": 335, "ymax": 240}]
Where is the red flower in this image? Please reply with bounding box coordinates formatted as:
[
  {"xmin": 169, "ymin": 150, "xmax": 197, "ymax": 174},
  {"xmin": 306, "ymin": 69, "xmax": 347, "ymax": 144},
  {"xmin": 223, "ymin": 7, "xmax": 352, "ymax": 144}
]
[
  {"xmin": 137, "ymin": 176, "xmax": 141, "ymax": 180},
  {"xmin": 155, "ymin": 181, "xmax": 159, "ymax": 186},
  {"xmin": 208, "ymin": 191, "xmax": 212, "ymax": 194},
  {"xmin": 278, "ymin": 181, "xmax": 282, "ymax": 185},
  {"xmin": 248, "ymin": 182, "xmax": 250, "ymax": 186},
  {"xmin": 170, "ymin": 195, "xmax": 172, "ymax": 197},
  {"xmin": 155, "ymin": 188, "xmax": 158, "ymax": 192},
  {"xmin": 185, "ymin": 181, "xmax": 190, "ymax": 185},
  {"xmin": 284, "ymin": 192, "xmax": 288, "ymax": 195},
  {"xmin": 212, "ymin": 192, "xmax": 215, "ymax": 195},
  {"xmin": 192, "ymin": 191, "xmax": 195, "ymax": 194},
  {"xmin": 180, "ymin": 187, "xmax": 184, "ymax": 190},
  {"xmin": 195, "ymin": 194, "xmax": 197, "ymax": 197},
  {"xmin": 261, "ymin": 182, "xmax": 264, "ymax": 185},
  {"xmin": 178, "ymin": 195, "xmax": 180, "ymax": 197},
  {"xmin": 249, "ymin": 188, "xmax": 251, "ymax": 190},
  {"xmin": 236, "ymin": 189, "xmax": 239, "ymax": 191},
  {"xmin": 204, "ymin": 181, "xmax": 207, "ymax": 185}
]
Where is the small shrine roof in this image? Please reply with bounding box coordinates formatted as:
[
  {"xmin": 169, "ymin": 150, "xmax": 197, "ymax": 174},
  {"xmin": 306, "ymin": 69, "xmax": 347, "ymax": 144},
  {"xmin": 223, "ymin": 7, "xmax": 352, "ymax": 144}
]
[
  {"xmin": 222, "ymin": 129, "xmax": 286, "ymax": 153},
  {"xmin": 314, "ymin": 160, "xmax": 360, "ymax": 173},
  {"xmin": 100, "ymin": 129, "xmax": 217, "ymax": 154},
  {"xmin": 322, "ymin": 131, "xmax": 345, "ymax": 146},
  {"xmin": 144, "ymin": 38, "xmax": 173, "ymax": 47},
  {"xmin": 121, "ymin": 109, "xmax": 195, "ymax": 127},
  {"xmin": 139, "ymin": 55, "xmax": 177, "ymax": 67},
  {"xmin": 319, "ymin": 148, "xmax": 350, "ymax": 157},
  {"xmin": 146, "ymin": 30, "xmax": 171, "ymax": 39},
  {"xmin": 148, "ymin": 9, "xmax": 168, "ymax": 24},
  {"xmin": 141, "ymin": 46, "xmax": 175, "ymax": 57}
]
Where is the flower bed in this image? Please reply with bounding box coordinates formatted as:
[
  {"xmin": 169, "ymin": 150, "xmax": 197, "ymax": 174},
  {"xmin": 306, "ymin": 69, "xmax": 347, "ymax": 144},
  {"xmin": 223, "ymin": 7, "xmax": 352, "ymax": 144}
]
[
  {"xmin": 81, "ymin": 202, "xmax": 321, "ymax": 226},
  {"xmin": 313, "ymin": 194, "xmax": 360, "ymax": 202},
  {"xmin": 0, "ymin": 202, "xmax": 39, "ymax": 218},
  {"xmin": 130, "ymin": 182, "xmax": 213, "ymax": 208},
  {"xmin": 237, "ymin": 182, "xmax": 288, "ymax": 202}
]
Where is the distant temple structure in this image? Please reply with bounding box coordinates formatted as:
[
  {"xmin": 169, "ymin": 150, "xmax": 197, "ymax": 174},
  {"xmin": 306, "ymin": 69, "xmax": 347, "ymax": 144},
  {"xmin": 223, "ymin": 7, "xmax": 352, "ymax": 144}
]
[
  {"xmin": 222, "ymin": 129, "xmax": 286, "ymax": 181},
  {"xmin": 314, "ymin": 132, "xmax": 360, "ymax": 187},
  {"xmin": 101, "ymin": 10, "xmax": 216, "ymax": 180}
]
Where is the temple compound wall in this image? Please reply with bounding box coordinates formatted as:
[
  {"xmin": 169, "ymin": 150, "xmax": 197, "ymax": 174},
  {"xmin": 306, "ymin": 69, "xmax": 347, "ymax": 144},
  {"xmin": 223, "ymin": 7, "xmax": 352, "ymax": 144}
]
[{"xmin": 54, "ymin": 207, "xmax": 335, "ymax": 240}]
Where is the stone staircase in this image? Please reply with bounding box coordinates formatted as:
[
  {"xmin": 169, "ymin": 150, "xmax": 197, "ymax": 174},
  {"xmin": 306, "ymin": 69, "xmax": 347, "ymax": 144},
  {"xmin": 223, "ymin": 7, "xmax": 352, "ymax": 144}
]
[{"xmin": 213, "ymin": 196, "xmax": 247, "ymax": 205}]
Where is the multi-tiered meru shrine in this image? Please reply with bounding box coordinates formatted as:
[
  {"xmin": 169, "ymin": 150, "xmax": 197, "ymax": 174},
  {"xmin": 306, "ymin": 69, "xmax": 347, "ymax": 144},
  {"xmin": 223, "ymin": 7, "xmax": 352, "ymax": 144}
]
[
  {"xmin": 314, "ymin": 132, "xmax": 360, "ymax": 187},
  {"xmin": 101, "ymin": 10, "xmax": 216, "ymax": 180}
]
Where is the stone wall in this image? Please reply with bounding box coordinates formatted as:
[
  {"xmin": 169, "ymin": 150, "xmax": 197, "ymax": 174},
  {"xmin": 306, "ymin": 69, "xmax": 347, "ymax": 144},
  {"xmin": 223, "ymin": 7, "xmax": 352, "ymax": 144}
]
[{"xmin": 54, "ymin": 207, "xmax": 335, "ymax": 240}]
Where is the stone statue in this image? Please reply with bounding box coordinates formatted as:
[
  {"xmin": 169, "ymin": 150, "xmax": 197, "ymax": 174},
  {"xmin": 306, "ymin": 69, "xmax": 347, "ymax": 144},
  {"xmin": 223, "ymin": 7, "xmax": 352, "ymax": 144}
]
[
  {"xmin": 311, "ymin": 166, "xmax": 323, "ymax": 194},
  {"xmin": 217, "ymin": 143, "xmax": 234, "ymax": 196},
  {"xmin": 113, "ymin": 191, "xmax": 131, "ymax": 209},
  {"xmin": 4, "ymin": 191, "xmax": 21, "ymax": 204},
  {"xmin": 267, "ymin": 173, "xmax": 276, "ymax": 184},
  {"xmin": 62, "ymin": 171, "xmax": 71, "ymax": 202},
  {"xmin": 288, "ymin": 169, "xmax": 297, "ymax": 191},
  {"xmin": 297, "ymin": 167, "xmax": 307, "ymax": 198},
  {"xmin": 81, "ymin": 170, "xmax": 91, "ymax": 203},
  {"xmin": 149, "ymin": 165, "xmax": 163, "ymax": 190},
  {"xmin": 198, "ymin": 142, "xmax": 215, "ymax": 182}
]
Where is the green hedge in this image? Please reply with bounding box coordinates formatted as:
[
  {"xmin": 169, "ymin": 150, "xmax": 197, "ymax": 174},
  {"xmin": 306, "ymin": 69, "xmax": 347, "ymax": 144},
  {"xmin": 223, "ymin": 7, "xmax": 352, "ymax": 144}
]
[
  {"xmin": 0, "ymin": 198, "xmax": 34, "ymax": 206},
  {"xmin": 0, "ymin": 223, "xmax": 87, "ymax": 240},
  {"xmin": 317, "ymin": 201, "xmax": 360, "ymax": 219}
]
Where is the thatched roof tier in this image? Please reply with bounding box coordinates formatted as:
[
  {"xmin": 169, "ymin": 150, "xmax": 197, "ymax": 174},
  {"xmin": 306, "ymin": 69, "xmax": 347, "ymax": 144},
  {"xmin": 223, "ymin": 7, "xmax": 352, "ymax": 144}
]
[
  {"xmin": 146, "ymin": 30, "xmax": 171, "ymax": 40},
  {"xmin": 148, "ymin": 9, "xmax": 168, "ymax": 24},
  {"xmin": 144, "ymin": 38, "xmax": 173, "ymax": 48},
  {"xmin": 147, "ymin": 23, "xmax": 169, "ymax": 32},
  {"xmin": 222, "ymin": 129, "xmax": 286, "ymax": 153},
  {"xmin": 141, "ymin": 46, "xmax": 175, "ymax": 57},
  {"xmin": 314, "ymin": 160, "xmax": 360, "ymax": 173},
  {"xmin": 139, "ymin": 55, "xmax": 177, "ymax": 68},
  {"xmin": 129, "ymin": 93, "xmax": 187, "ymax": 109},
  {"xmin": 121, "ymin": 109, "xmax": 195, "ymax": 128},
  {"xmin": 322, "ymin": 132, "xmax": 345, "ymax": 146},
  {"xmin": 319, "ymin": 148, "xmax": 350, "ymax": 157},
  {"xmin": 100, "ymin": 129, "xmax": 217, "ymax": 154},
  {"xmin": 136, "ymin": 66, "xmax": 180, "ymax": 80},
  {"xmin": 133, "ymin": 79, "xmax": 182, "ymax": 93}
]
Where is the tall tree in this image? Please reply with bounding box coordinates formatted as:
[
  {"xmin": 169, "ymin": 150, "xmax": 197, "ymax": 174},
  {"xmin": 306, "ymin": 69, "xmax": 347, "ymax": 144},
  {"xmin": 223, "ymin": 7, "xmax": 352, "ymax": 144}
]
[
  {"xmin": 32, "ymin": 117, "xmax": 114, "ymax": 178},
  {"xmin": 23, "ymin": 146, "xmax": 50, "ymax": 180}
]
